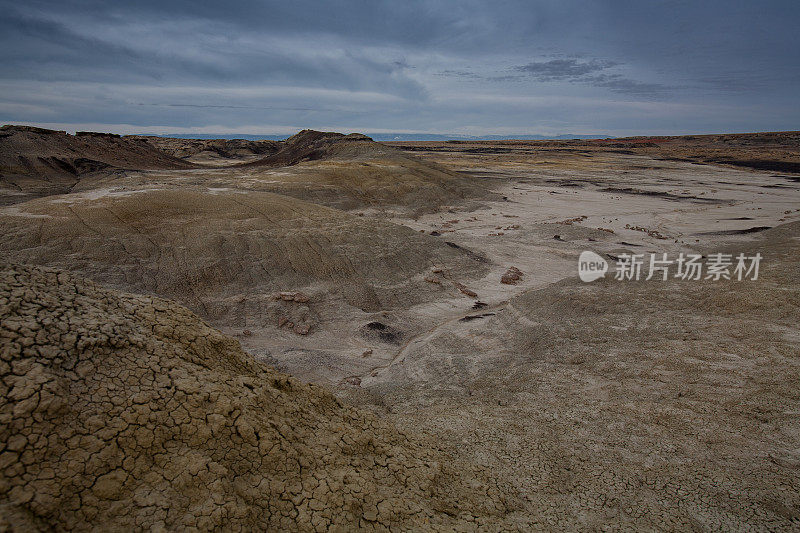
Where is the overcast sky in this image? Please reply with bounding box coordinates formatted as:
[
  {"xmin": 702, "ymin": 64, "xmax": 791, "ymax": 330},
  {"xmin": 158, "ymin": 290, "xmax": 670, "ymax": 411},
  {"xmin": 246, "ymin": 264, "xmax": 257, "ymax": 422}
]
[{"xmin": 1, "ymin": 0, "xmax": 798, "ymax": 137}]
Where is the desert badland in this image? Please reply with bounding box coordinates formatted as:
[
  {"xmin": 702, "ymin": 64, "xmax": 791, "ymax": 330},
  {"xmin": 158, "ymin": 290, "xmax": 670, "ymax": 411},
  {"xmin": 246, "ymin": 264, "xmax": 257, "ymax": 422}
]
[{"xmin": 1, "ymin": 123, "xmax": 798, "ymax": 530}]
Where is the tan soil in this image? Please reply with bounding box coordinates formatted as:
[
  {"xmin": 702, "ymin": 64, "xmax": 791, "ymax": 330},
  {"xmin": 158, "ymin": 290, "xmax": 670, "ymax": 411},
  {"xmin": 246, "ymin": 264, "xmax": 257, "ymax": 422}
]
[{"xmin": 0, "ymin": 264, "xmax": 513, "ymax": 531}]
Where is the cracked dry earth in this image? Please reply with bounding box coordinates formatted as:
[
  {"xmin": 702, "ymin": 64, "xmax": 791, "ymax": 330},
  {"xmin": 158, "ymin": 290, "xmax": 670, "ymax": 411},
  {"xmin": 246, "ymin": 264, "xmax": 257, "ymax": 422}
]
[
  {"xmin": 362, "ymin": 223, "xmax": 800, "ymax": 530},
  {"xmin": 0, "ymin": 265, "xmax": 514, "ymax": 531}
]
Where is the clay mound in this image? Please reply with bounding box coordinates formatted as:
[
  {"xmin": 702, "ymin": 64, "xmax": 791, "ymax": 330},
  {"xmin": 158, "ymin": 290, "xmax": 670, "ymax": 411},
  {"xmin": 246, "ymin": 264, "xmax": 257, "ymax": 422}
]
[
  {"xmin": 131, "ymin": 136, "xmax": 281, "ymax": 163},
  {"xmin": 0, "ymin": 264, "xmax": 509, "ymax": 530},
  {"xmin": 0, "ymin": 188, "xmax": 487, "ymax": 325},
  {"xmin": 0, "ymin": 125, "xmax": 196, "ymax": 205},
  {"xmin": 232, "ymin": 130, "xmax": 485, "ymax": 214},
  {"xmin": 0, "ymin": 126, "xmax": 195, "ymax": 177},
  {"xmin": 240, "ymin": 130, "xmax": 375, "ymax": 168}
]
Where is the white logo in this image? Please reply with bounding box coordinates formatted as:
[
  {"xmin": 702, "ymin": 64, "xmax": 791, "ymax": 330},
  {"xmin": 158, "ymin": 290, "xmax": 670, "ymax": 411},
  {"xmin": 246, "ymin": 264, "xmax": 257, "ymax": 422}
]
[{"xmin": 578, "ymin": 251, "xmax": 608, "ymax": 282}]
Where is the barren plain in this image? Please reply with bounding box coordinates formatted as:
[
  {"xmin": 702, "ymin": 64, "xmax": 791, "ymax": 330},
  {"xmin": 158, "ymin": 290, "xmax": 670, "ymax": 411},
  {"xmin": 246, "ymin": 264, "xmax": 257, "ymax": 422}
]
[{"xmin": 1, "ymin": 125, "xmax": 799, "ymax": 530}]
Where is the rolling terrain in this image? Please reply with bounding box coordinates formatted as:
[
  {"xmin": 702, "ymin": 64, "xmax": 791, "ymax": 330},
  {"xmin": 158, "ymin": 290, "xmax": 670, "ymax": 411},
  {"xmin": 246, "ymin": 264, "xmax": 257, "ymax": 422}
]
[{"xmin": 1, "ymin": 126, "xmax": 799, "ymax": 530}]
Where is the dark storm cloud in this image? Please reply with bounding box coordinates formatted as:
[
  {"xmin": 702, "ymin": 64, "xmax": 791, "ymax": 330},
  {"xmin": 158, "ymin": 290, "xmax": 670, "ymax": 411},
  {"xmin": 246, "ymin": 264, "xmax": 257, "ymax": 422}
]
[
  {"xmin": 510, "ymin": 58, "xmax": 669, "ymax": 98},
  {"xmin": 436, "ymin": 70, "xmax": 482, "ymax": 79},
  {"xmin": 514, "ymin": 59, "xmax": 617, "ymax": 80},
  {"xmin": 582, "ymin": 75, "xmax": 670, "ymax": 98},
  {"xmin": 443, "ymin": 58, "xmax": 669, "ymax": 98},
  {"xmin": 0, "ymin": 0, "xmax": 798, "ymax": 135}
]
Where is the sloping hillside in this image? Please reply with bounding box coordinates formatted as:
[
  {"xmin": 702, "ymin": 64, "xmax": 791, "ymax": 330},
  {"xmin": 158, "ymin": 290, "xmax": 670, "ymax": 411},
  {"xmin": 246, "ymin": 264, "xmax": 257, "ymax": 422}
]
[
  {"xmin": 0, "ymin": 126, "xmax": 196, "ymax": 205},
  {"xmin": 132, "ymin": 135, "xmax": 281, "ymax": 164},
  {"xmin": 239, "ymin": 130, "xmax": 382, "ymax": 167},
  {"xmin": 0, "ymin": 264, "xmax": 511, "ymax": 530},
  {"xmin": 232, "ymin": 130, "xmax": 489, "ymax": 214},
  {"xmin": 0, "ymin": 188, "xmax": 488, "ymax": 326}
]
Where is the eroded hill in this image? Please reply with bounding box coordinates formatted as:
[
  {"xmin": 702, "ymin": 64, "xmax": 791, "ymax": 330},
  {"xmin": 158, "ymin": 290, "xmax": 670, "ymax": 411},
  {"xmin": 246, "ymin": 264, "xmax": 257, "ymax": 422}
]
[
  {"xmin": 1, "ymin": 125, "xmax": 486, "ymax": 215},
  {"xmin": 0, "ymin": 126, "xmax": 196, "ymax": 205},
  {"xmin": 0, "ymin": 264, "xmax": 513, "ymax": 530},
  {"xmin": 0, "ymin": 188, "xmax": 487, "ymax": 328},
  {"xmin": 132, "ymin": 136, "xmax": 281, "ymax": 164}
]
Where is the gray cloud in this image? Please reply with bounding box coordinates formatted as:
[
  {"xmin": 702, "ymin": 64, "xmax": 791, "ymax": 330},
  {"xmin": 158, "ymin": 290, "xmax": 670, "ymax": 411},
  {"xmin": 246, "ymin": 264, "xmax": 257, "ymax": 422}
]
[
  {"xmin": 514, "ymin": 59, "xmax": 617, "ymax": 80},
  {"xmin": 436, "ymin": 70, "xmax": 482, "ymax": 79},
  {"xmin": 0, "ymin": 0, "xmax": 798, "ymax": 135},
  {"xmin": 509, "ymin": 58, "xmax": 669, "ymax": 98},
  {"xmin": 133, "ymin": 103, "xmax": 350, "ymax": 113},
  {"xmin": 583, "ymin": 75, "xmax": 670, "ymax": 98}
]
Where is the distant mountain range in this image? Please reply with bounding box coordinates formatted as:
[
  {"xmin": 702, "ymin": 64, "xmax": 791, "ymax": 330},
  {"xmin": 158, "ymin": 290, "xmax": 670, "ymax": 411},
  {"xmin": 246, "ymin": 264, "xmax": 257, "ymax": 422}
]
[
  {"xmin": 146, "ymin": 132, "xmax": 613, "ymax": 142},
  {"xmin": 370, "ymin": 133, "xmax": 613, "ymax": 141}
]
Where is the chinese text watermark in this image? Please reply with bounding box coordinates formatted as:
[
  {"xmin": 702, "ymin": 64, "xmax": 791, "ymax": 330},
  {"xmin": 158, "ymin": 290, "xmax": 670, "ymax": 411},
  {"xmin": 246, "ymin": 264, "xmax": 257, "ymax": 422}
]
[{"xmin": 579, "ymin": 251, "xmax": 761, "ymax": 282}]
